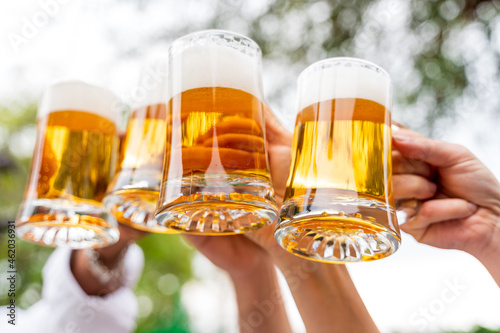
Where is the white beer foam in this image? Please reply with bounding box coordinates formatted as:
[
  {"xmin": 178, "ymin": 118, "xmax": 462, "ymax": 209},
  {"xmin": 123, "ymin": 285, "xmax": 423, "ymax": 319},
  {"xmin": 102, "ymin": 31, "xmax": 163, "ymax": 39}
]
[
  {"xmin": 168, "ymin": 33, "xmax": 263, "ymax": 100},
  {"xmin": 297, "ymin": 58, "xmax": 392, "ymax": 111},
  {"xmin": 38, "ymin": 80, "xmax": 119, "ymax": 124}
]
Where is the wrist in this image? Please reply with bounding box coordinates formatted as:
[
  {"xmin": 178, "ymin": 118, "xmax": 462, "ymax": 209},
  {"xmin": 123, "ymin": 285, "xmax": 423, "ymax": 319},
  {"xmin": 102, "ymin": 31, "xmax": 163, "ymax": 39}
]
[
  {"xmin": 468, "ymin": 213, "xmax": 500, "ymax": 260},
  {"xmin": 473, "ymin": 237, "xmax": 500, "ymax": 266},
  {"xmin": 230, "ymin": 251, "xmax": 293, "ymax": 333},
  {"xmin": 267, "ymin": 245, "xmax": 310, "ymax": 272},
  {"xmin": 95, "ymin": 238, "xmax": 132, "ymax": 268},
  {"xmin": 71, "ymin": 243, "xmax": 131, "ymax": 295},
  {"xmin": 474, "ymin": 247, "xmax": 500, "ymax": 287},
  {"xmin": 469, "ymin": 218, "xmax": 500, "ymax": 286},
  {"xmin": 269, "ymin": 248, "xmax": 353, "ymax": 291},
  {"xmin": 228, "ymin": 256, "xmax": 275, "ymax": 283}
]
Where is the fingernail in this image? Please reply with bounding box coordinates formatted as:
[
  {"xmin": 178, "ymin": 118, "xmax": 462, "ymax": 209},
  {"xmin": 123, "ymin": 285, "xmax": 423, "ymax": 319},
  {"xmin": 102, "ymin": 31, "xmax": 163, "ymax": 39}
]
[
  {"xmin": 392, "ymin": 133, "xmax": 408, "ymax": 143},
  {"xmin": 468, "ymin": 202, "xmax": 478, "ymax": 212}
]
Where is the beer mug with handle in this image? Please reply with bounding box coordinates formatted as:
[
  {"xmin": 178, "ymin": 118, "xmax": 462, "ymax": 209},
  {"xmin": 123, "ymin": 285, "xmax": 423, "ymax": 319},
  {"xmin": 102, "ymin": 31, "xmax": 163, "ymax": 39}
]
[
  {"xmin": 16, "ymin": 81, "xmax": 120, "ymax": 248},
  {"xmin": 104, "ymin": 61, "xmax": 175, "ymax": 233},
  {"xmin": 275, "ymin": 58, "xmax": 401, "ymax": 263},
  {"xmin": 155, "ymin": 30, "xmax": 279, "ymax": 234}
]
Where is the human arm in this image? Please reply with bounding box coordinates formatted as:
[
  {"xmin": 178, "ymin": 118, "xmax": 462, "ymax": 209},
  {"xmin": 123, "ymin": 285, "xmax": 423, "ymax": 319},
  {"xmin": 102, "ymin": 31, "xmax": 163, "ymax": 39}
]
[
  {"xmin": 248, "ymin": 107, "xmax": 379, "ymax": 332},
  {"xmin": 267, "ymin": 246, "xmax": 379, "ymax": 333},
  {"xmin": 185, "ymin": 234, "xmax": 292, "ymax": 333},
  {"xmin": 71, "ymin": 224, "xmax": 146, "ymax": 295},
  {"xmin": 265, "ymin": 106, "xmax": 378, "ymax": 332},
  {"xmin": 187, "ymin": 210, "xmax": 378, "ymax": 333},
  {"xmin": 182, "ymin": 105, "xmax": 295, "ymax": 333},
  {"xmin": 392, "ymin": 129, "xmax": 500, "ymax": 286},
  {"xmin": 185, "ymin": 106, "xmax": 379, "ymax": 333},
  {"xmin": 193, "ymin": 232, "xmax": 378, "ymax": 333},
  {"xmin": 17, "ymin": 240, "xmax": 145, "ymax": 333}
]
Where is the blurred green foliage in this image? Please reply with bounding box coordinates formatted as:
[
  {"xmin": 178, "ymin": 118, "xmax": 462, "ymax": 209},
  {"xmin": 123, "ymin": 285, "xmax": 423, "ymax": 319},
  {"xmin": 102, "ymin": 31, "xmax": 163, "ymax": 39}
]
[
  {"xmin": 0, "ymin": 101, "xmax": 37, "ymax": 224},
  {"xmin": 199, "ymin": 0, "xmax": 498, "ymax": 134},
  {"xmin": 0, "ymin": 237, "xmax": 52, "ymax": 309},
  {"xmin": 135, "ymin": 234, "xmax": 194, "ymax": 332}
]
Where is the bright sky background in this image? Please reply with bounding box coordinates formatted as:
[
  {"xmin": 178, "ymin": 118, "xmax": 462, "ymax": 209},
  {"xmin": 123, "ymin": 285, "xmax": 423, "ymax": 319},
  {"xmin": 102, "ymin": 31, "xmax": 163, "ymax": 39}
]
[{"xmin": 1, "ymin": 1, "xmax": 499, "ymax": 333}]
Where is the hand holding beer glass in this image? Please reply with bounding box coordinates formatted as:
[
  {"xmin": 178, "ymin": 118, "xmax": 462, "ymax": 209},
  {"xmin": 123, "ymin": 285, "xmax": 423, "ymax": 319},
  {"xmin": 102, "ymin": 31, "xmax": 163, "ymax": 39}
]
[
  {"xmin": 155, "ymin": 30, "xmax": 278, "ymax": 234},
  {"xmin": 275, "ymin": 58, "xmax": 401, "ymax": 262},
  {"xmin": 16, "ymin": 81, "xmax": 120, "ymax": 248}
]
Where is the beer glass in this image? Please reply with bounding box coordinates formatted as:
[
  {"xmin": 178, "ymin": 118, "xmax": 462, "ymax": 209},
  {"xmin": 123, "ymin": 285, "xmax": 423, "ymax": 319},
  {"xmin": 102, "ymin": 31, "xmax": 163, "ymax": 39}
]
[
  {"xmin": 275, "ymin": 58, "xmax": 401, "ymax": 263},
  {"xmin": 155, "ymin": 30, "xmax": 278, "ymax": 234},
  {"xmin": 16, "ymin": 81, "xmax": 120, "ymax": 248},
  {"xmin": 104, "ymin": 62, "xmax": 174, "ymax": 233}
]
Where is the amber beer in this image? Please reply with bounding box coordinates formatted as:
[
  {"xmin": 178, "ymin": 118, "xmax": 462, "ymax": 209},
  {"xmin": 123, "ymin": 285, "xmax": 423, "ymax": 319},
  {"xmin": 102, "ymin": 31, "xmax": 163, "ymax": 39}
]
[
  {"xmin": 104, "ymin": 102, "xmax": 171, "ymax": 232},
  {"xmin": 16, "ymin": 81, "xmax": 119, "ymax": 248},
  {"xmin": 155, "ymin": 30, "xmax": 278, "ymax": 234},
  {"xmin": 275, "ymin": 58, "xmax": 401, "ymax": 263},
  {"xmin": 174, "ymin": 87, "xmax": 268, "ymax": 177},
  {"xmin": 285, "ymin": 98, "xmax": 391, "ymax": 202}
]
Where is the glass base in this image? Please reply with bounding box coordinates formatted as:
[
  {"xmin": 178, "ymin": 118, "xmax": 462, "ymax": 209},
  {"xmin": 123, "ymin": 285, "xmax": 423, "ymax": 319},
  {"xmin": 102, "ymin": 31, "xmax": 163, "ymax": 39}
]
[
  {"xmin": 104, "ymin": 189, "xmax": 174, "ymax": 234},
  {"xmin": 16, "ymin": 199, "xmax": 119, "ymax": 248},
  {"xmin": 156, "ymin": 201, "xmax": 277, "ymax": 235},
  {"xmin": 156, "ymin": 174, "xmax": 278, "ymax": 234},
  {"xmin": 275, "ymin": 199, "xmax": 400, "ymax": 263}
]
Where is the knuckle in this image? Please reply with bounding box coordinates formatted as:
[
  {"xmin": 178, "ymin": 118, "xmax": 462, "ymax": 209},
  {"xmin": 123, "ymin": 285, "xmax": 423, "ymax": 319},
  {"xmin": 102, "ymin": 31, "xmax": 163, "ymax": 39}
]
[
  {"xmin": 400, "ymin": 159, "xmax": 415, "ymax": 173},
  {"xmin": 412, "ymin": 178, "xmax": 433, "ymax": 198},
  {"xmin": 392, "ymin": 175, "xmax": 407, "ymax": 189},
  {"xmin": 417, "ymin": 202, "xmax": 434, "ymax": 219},
  {"xmin": 452, "ymin": 200, "xmax": 469, "ymax": 215},
  {"xmin": 408, "ymin": 150, "xmax": 426, "ymax": 161},
  {"xmin": 454, "ymin": 144, "xmax": 471, "ymax": 158},
  {"xmin": 422, "ymin": 182, "xmax": 437, "ymax": 197}
]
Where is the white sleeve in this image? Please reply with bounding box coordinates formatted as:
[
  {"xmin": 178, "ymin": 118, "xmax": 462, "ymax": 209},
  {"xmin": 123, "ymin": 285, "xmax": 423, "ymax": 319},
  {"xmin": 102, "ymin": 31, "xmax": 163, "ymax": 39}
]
[{"xmin": 2, "ymin": 244, "xmax": 144, "ymax": 333}]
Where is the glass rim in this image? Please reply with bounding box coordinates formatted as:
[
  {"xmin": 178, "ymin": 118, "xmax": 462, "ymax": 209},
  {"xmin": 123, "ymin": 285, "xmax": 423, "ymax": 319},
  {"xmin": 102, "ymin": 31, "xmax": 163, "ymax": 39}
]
[
  {"xmin": 169, "ymin": 29, "xmax": 262, "ymax": 58},
  {"xmin": 295, "ymin": 57, "xmax": 392, "ymax": 112},
  {"xmin": 298, "ymin": 57, "xmax": 390, "ymax": 84}
]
